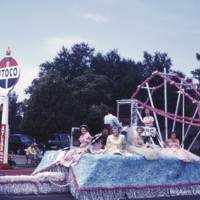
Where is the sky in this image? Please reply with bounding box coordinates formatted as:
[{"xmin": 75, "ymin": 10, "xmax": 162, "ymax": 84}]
[{"xmin": 0, "ymin": 0, "xmax": 200, "ymax": 103}]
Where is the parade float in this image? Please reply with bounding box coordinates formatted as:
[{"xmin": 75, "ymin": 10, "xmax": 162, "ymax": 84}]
[
  {"xmin": 61, "ymin": 71, "xmax": 200, "ymax": 200},
  {"xmin": 1, "ymin": 49, "xmax": 200, "ymax": 199}
]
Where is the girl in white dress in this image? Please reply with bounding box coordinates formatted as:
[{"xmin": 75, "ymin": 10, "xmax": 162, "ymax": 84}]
[
  {"xmin": 129, "ymin": 126, "xmax": 161, "ymax": 160},
  {"xmin": 142, "ymin": 108, "xmax": 154, "ymax": 127}
]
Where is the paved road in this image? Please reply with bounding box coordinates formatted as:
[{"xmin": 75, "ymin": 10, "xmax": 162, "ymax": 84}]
[
  {"xmin": 13, "ymin": 154, "xmax": 26, "ymax": 165},
  {"xmin": 1, "ymin": 194, "xmax": 200, "ymax": 200},
  {"xmin": 1, "ymin": 194, "xmax": 74, "ymax": 200}
]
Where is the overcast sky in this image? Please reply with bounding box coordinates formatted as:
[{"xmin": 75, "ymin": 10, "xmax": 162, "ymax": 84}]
[{"xmin": 0, "ymin": 0, "xmax": 200, "ymax": 103}]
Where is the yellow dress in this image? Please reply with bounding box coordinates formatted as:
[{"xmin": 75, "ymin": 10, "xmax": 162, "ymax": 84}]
[{"xmin": 104, "ymin": 134, "xmax": 133, "ymax": 157}]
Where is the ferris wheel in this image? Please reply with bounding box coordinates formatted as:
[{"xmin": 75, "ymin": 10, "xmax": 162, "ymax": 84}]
[{"xmin": 131, "ymin": 70, "xmax": 200, "ymax": 151}]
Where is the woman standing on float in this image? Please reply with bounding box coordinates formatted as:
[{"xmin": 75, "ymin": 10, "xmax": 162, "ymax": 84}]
[
  {"xmin": 58, "ymin": 124, "xmax": 92, "ymax": 167},
  {"xmin": 104, "ymin": 107, "xmax": 123, "ymax": 132},
  {"xmin": 140, "ymin": 108, "xmax": 154, "ymax": 144},
  {"xmin": 142, "ymin": 108, "xmax": 154, "ymax": 127}
]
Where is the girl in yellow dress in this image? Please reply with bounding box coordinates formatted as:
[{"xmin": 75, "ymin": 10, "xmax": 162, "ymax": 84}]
[{"xmin": 89, "ymin": 126, "xmax": 133, "ymax": 157}]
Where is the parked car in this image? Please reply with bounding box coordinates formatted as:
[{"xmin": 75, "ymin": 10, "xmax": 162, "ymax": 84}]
[
  {"xmin": 37, "ymin": 133, "xmax": 71, "ymax": 155},
  {"xmin": 9, "ymin": 134, "xmax": 35, "ymax": 155}
]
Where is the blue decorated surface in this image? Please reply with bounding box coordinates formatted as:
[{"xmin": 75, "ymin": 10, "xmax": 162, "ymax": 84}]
[
  {"xmin": 72, "ymin": 153, "xmax": 200, "ymax": 190},
  {"xmin": 32, "ymin": 150, "xmax": 62, "ymax": 175}
]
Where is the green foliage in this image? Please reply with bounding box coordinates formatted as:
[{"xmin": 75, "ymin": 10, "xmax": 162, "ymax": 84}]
[
  {"xmin": 191, "ymin": 53, "xmax": 200, "ymax": 90},
  {"xmin": 0, "ymin": 92, "xmax": 22, "ymax": 134},
  {"xmin": 197, "ymin": 53, "xmax": 200, "ymax": 62},
  {"xmin": 25, "ymin": 43, "xmax": 94, "ymax": 96},
  {"xmin": 8, "ymin": 92, "xmax": 22, "ymax": 134},
  {"xmin": 143, "ymin": 51, "xmax": 171, "ymax": 79},
  {"xmin": 22, "ymin": 42, "xmax": 197, "ymax": 135},
  {"xmin": 21, "ymin": 78, "xmax": 85, "ymax": 140},
  {"xmin": 70, "ymin": 68, "xmax": 111, "ymax": 133},
  {"xmin": 88, "ymin": 104, "xmax": 108, "ymax": 133},
  {"xmin": 71, "ymin": 68, "xmax": 111, "ymax": 106}
]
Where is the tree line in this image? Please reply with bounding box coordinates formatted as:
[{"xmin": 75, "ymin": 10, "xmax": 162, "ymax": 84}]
[{"xmin": 5, "ymin": 43, "xmax": 200, "ymax": 141}]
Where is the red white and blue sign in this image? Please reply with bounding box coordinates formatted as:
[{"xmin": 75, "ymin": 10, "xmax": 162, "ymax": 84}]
[{"xmin": 0, "ymin": 57, "xmax": 20, "ymax": 89}]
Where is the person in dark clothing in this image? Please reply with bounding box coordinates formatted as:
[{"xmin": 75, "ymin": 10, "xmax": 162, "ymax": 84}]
[{"xmin": 8, "ymin": 151, "xmax": 17, "ymax": 169}]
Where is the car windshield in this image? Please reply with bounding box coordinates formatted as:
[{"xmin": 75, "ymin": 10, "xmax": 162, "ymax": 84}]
[
  {"xmin": 21, "ymin": 137, "xmax": 33, "ymax": 142},
  {"xmin": 49, "ymin": 135, "xmax": 60, "ymax": 141},
  {"xmin": 61, "ymin": 135, "xmax": 70, "ymax": 142}
]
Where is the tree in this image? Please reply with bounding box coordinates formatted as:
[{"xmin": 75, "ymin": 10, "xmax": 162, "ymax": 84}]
[
  {"xmin": 197, "ymin": 53, "xmax": 200, "ymax": 61},
  {"xmin": 91, "ymin": 50, "xmax": 121, "ymax": 87},
  {"xmin": 135, "ymin": 51, "xmax": 173, "ymax": 131},
  {"xmin": 141, "ymin": 51, "xmax": 172, "ymax": 108},
  {"xmin": 90, "ymin": 50, "xmax": 142, "ymax": 108},
  {"xmin": 0, "ymin": 92, "xmax": 22, "ymax": 134},
  {"xmin": 8, "ymin": 92, "xmax": 23, "ymax": 134},
  {"xmin": 21, "ymin": 78, "xmax": 85, "ymax": 141},
  {"xmin": 142, "ymin": 51, "xmax": 172, "ymax": 79},
  {"xmin": 24, "ymin": 43, "xmax": 193, "ymax": 135},
  {"xmin": 25, "ymin": 43, "xmax": 95, "ymax": 96},
  {"xmin": 71, "ymin": 68, "xmax": 111, "ymax": 106},
  {"xmin": 142, "ymin": 51, "xmax": 172, "ymax": 111},
  {"xmin": 71, "ymin": 68, "xmax": 111, "ymax": 133},
  {"xmin": 191, "ymin": 53, "xmax": 200, "ymax": 90},
  {"xmin": 87, "ymin": 104, "xmax": 108, "ymax": 134}
]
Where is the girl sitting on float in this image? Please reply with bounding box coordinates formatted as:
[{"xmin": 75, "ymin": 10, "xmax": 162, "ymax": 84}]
[
  {"xmin": 88, "ymin": 126, "xmax": 133, "ymax": 157},
  {"xmin": 160, "ymin": 132, "xmax": 200, "ymax": 162},
  {"xmin": 58, "ymin": 124, "xmax": 92, "ymax": 167},
  {"xmin": 129, "ymin": 126, "xmax": 161, "ymax": 160}
]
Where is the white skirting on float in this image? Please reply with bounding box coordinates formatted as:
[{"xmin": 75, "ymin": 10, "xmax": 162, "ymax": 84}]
[{"xmin": 0, "ymin": 172, "xmax": 69, "ymax": 197}]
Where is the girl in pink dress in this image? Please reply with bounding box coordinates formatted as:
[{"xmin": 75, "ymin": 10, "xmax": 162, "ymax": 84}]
[
  {"xmin": 58, "ymin": 124, "xmax": 92, "ymax": 167},
  {"xmin": 160, "ymin": 132, "xmax": 200, "ymax": 162}
]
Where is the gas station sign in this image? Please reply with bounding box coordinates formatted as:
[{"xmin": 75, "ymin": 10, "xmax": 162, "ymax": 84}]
[{"xmin": 0, "ymin": 47, "xmax": 20, "ymax": 166}]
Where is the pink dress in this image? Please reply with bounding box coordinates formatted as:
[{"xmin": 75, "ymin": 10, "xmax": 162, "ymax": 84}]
[
  {"xmin": 160, "ymin": 139, "xmax": 200, "ymax": 162},
  {"xmin": 58, "ymin": 132, "xmax": 92, "ymax": 167}
]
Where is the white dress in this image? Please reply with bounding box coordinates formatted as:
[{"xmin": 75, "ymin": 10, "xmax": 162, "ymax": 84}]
[
  {"xmin": 129, "ymin": 134, "xmax": 161, "ymax": 160},
  {"xmin": 142, "ymin": 116, "xmax": 154, "ymax": 127}
]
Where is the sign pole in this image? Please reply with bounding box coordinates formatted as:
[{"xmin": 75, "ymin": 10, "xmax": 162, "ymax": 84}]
[
  {"xmin": 1, "ymin": 95, "xmax": 9, "ymax": 164},
  {"xmin": 0, "ymin": 47, "xmax": 20, "ymax": 168},
  {"xmin": 164, "ymin": 67, "xmax": 168, "ymax": 142}
]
